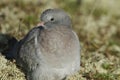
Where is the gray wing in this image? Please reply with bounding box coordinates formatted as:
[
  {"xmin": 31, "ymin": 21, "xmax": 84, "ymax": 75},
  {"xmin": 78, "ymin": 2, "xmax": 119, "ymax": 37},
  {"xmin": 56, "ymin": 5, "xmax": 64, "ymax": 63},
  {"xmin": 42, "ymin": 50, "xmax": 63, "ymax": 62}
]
[{"xmin": 15, "ymin": 27, "xmax": 43, "ymax": 72}]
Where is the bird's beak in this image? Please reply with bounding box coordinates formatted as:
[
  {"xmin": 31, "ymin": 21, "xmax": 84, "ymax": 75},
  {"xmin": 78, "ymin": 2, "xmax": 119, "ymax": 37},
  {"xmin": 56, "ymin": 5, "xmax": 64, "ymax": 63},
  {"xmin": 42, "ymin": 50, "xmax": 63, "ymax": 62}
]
[{"xmin": 37, "ymin": 22, "xmax": 45, "ymax": 27}]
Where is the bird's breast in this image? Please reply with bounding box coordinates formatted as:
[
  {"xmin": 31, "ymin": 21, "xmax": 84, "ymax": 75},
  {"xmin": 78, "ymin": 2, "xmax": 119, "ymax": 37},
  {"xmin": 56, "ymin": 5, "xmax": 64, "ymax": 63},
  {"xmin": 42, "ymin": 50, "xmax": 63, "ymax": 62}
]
[{"xmin": 38, "ymin": 28, "xmax": 80, "ymax": 68}]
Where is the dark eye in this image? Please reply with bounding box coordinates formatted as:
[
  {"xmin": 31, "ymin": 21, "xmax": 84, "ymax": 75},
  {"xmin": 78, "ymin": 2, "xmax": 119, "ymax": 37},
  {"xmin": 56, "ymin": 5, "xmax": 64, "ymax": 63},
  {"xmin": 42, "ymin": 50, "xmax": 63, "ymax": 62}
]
[{"xmin": 50, "ymin": 17, "xmax": 54, "ymax": 22}]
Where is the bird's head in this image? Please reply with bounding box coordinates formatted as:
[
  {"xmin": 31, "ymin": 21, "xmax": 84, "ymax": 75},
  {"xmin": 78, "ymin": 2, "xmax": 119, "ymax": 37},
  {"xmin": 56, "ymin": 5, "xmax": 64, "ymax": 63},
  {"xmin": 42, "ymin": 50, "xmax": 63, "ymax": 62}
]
[{"xmin": 37, "ymin": 9, "xmax": 72, "ymax": 29}]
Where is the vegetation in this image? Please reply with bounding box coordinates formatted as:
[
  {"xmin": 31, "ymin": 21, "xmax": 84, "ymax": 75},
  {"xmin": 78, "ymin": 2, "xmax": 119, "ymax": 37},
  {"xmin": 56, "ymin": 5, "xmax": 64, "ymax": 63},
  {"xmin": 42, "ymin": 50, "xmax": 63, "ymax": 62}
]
[{"xmin": 0, "ymin": 0, "xmax": 120, "ymax": 80}]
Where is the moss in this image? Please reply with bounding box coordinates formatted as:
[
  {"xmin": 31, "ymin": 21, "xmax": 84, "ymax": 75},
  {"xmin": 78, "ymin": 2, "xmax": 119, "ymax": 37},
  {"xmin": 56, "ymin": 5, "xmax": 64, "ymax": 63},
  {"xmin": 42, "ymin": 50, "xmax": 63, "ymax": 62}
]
[
  {"xmin": 23, "ymin": 14, "xmax": 38, "ymax": 28},
  {"xmin": 102, "ymin": 63, "xmax": 113, "ymax": 70},
  {"xmin": 0, "ymin": 0, "xmax": 120, "ymax": 80},
  {"xmin": 93, "ymin": 73, "xmax": 117, "ymax": 80}
]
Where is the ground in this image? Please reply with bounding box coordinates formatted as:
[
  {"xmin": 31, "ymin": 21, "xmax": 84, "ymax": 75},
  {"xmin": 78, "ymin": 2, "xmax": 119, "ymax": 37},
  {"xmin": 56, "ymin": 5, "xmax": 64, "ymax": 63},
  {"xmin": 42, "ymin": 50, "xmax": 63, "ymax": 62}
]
[{"xmin": 0, "ymin": 0, "xmax": 120, "ymax": 80}]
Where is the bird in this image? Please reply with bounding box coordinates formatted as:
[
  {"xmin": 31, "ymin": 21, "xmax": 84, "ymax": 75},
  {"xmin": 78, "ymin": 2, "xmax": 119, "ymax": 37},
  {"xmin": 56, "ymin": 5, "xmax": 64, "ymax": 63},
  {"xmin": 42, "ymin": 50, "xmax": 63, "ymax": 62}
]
[{"xmin": 11, "ymin": 9, "xmax": 80, "ymax": 80}]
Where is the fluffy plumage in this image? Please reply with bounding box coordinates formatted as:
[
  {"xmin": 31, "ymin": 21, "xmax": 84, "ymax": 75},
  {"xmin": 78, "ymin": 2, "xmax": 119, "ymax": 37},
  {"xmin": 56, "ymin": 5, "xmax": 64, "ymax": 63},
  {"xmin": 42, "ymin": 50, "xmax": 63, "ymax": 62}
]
[{"xmin": 13, "ymin": 9, "xmax": 80, "ymax": 80}]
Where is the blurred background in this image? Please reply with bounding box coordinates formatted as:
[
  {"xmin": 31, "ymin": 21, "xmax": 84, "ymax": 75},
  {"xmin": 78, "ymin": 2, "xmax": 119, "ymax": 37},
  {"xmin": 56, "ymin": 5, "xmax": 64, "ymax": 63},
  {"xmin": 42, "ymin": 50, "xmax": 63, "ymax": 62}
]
[{"xmin": 0, "ymin": 0, "xmax": 120, "ymax": 80}]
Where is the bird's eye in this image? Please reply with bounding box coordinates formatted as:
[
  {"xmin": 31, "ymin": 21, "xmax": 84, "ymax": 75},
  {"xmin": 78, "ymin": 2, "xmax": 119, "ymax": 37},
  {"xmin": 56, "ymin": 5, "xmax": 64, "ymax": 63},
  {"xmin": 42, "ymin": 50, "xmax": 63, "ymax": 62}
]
[{"xmin": 50, "ymin": 17, "xmax": 54, "ymax": 22}]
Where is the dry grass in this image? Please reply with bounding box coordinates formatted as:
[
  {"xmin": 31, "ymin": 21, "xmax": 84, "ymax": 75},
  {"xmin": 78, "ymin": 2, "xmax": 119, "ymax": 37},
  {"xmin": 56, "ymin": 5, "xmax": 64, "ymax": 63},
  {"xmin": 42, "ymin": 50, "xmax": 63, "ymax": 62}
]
[{"xmin": 0, "ymin": 0, "xmax": 120, "ymax": 80}]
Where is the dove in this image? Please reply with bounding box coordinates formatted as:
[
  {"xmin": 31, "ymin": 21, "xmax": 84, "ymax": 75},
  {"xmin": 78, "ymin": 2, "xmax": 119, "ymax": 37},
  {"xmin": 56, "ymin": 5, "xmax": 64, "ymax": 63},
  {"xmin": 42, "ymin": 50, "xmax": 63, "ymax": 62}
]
[{"xmin": 12, "ymin": 9, "xmax": 80, "ymax": 80}]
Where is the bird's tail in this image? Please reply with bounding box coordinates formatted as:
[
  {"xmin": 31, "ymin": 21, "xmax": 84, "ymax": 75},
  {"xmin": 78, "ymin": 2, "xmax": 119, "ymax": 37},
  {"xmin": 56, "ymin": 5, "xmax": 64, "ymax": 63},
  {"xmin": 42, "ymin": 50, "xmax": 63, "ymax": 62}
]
[{"xmin": 0, "ymin": 33, "xmax": 18, "ymax": 59}]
